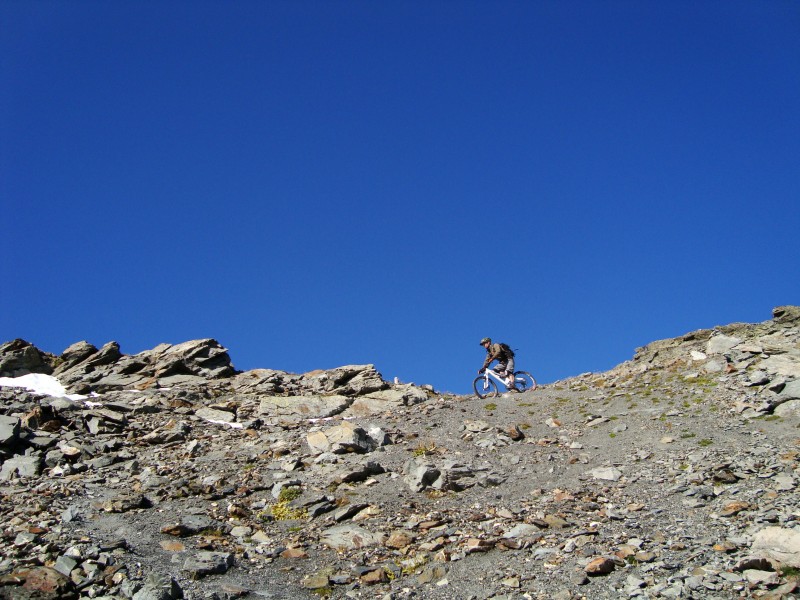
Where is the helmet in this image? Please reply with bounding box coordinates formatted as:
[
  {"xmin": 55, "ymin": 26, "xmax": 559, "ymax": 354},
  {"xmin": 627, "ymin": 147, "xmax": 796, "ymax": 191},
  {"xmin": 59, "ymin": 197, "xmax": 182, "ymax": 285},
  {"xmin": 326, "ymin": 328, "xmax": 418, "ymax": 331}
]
[{"xmin": 479, "ymin": 337, "xmax": 491, "ymax": 345}]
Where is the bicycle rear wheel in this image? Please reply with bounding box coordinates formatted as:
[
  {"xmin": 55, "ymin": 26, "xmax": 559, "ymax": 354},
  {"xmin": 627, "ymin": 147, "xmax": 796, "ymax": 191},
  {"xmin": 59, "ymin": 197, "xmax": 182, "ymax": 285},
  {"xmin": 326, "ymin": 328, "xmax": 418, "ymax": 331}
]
[
  {"xmin": 513, "ymin": 371, "xmax": 537, "ymax": 392},
  {"xmin": 473, "ymin": 376, "xmax": 499, "ymax": 399}
]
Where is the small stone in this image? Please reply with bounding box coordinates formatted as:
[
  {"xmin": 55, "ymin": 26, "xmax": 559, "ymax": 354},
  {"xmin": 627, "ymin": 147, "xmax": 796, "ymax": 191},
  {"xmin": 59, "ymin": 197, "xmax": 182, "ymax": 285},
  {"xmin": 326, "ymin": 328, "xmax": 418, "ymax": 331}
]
[
  {"xmin": 464, "ymin": 538, "xmax": 494, "ymax": 553},
  {"xmin": 182, "ymin": 551, "xmax": 234, "ymax": 580},
  {"xmin": 713, "ymin": 540, "xmax": 737, "ymax": 553},
  {"xmin": 591, "ymin": 467, "xmax": 623, "ymax": 481},
  {"xmin": 385, "ymin": 531, "xmax": 414, "ymax": 549},
  {"xmin": 53, "ymin": 555, "xmax": 78, "ymax": 577},
  {"xmin": 280, "ymin": 547, "xmax": 308, "ymax": 559},
  {"xmin": 543, "ymin": 514, "xmax": 569, "ymax": 529},
  {"xmin": 720, "ymin": 500, "xmax": 751, "ymax": 517},
  {"xmin": 585, "ymin": 556, "xmax": 615, "ymax": 576},
  {"xmin": 302, "ymin": 572, "xmax": 330, "ymax": 589},
  {"xmin": 159, "ymin": 540, "xmax": 186, "ymax": 552},
  {"xmin": 360, "ymin": 568, "xmax": 388, "ymax": 585},
  {"xmin": 505, "ymin": 424, "xmax": 524, "ymax": 441},
  {"xmin": 132, "ymin": 573, "xmax": 182, "ymax": 600},
  {"xmin": 634, "ymin": 551, "xmax": 657, "ymax": 562}
]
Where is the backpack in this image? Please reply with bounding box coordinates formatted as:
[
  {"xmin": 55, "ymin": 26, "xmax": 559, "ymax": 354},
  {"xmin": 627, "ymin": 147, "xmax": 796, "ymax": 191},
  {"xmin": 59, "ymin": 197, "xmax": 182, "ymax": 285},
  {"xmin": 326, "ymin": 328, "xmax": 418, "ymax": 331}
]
[{"xmin": 499, "ymin": 343, "xmax": 515, "ymax": 358}]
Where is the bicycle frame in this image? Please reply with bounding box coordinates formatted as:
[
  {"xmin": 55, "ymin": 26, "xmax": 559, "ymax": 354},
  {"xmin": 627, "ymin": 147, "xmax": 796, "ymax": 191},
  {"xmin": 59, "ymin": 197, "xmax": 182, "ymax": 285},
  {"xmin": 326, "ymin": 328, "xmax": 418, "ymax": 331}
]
[{"xmin": 481, "ymin": 368, "xmax": 514, "ymax": 389}]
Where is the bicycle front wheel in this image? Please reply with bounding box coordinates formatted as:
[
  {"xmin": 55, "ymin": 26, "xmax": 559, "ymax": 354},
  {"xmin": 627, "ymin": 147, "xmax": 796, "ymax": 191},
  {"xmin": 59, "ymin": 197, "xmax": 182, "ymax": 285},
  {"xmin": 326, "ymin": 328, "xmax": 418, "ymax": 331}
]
[
  {"xmin": 513, "ymin": 371, "xmax": 537, "ymax": 392},
  {"xmin": 473, "ymin": 376, "xmax": 499, "ymax": 399}
]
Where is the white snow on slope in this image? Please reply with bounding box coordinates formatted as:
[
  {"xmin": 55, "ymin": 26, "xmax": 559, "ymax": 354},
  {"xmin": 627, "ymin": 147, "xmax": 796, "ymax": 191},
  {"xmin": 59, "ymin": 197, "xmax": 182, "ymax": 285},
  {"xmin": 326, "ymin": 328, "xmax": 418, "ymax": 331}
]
[{"xmin": 0, "ymin": 373, "xmax": 87, "ymax": 401}]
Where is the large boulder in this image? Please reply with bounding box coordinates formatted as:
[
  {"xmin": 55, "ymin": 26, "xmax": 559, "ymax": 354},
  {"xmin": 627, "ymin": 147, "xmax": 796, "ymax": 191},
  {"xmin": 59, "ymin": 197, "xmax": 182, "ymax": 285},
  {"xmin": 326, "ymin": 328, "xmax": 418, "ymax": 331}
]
[
  {"xmin": 144, "ymin": 339, "xmax": 235, "ymax": 379},
  {"xmin": 306, "ymin": 421, "xmax": 379, "ymax": 454},
  {"xmin": 302, "ymin": 365, "xmax": 388, "ymax": 396},
  {"xmin": 53, "ymin": 341, "xmax": 98, "ymax": 373},
  {"xmin": 345, "ymin": 385, "xmax": 429, "ymax": 416},
  {"xmin": 0, "ymin": 339, "xmax": 52, "ymax": 377},
  {"xmin": 751, "ymin": 526, "xmax": 800, "ymax": 567},
  {"xmin": 259, "ymin": 395, "xmax": 353, "ymax": 421},
  {"xmin": 773, "ymin": 305, "xmax": 800, "ymax": 324}
]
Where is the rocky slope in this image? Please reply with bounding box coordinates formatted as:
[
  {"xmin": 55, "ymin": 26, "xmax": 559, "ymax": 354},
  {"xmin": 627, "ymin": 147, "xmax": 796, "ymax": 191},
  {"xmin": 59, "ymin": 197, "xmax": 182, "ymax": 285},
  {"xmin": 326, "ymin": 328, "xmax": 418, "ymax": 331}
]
[{"xmin": 1, "ymin": 306, "xmax": 799, "ymax": 600}]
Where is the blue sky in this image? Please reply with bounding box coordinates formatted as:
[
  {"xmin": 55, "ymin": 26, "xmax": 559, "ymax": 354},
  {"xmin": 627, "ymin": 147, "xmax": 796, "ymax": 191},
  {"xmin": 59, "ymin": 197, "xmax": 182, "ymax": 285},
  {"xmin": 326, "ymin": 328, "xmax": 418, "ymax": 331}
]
[{"xmin": 2, "ymin": 1, "xmax": 798, "ymax": 394}]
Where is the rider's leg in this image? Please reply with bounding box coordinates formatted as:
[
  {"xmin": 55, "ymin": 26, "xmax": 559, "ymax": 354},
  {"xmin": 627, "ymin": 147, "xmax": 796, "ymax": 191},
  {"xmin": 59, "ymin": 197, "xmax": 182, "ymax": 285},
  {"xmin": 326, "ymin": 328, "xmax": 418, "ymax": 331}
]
[{"xmin": 506, "ymin": 358, "xmax": 516, "ymax": 386}]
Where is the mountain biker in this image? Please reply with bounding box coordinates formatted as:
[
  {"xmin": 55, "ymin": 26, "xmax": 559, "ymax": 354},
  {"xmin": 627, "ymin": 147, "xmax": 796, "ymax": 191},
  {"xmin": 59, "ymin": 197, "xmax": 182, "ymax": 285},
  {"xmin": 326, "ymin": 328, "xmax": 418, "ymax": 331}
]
[{"xmin": 478, "ymin": 337, "xmax": 515, "ymax": 386}]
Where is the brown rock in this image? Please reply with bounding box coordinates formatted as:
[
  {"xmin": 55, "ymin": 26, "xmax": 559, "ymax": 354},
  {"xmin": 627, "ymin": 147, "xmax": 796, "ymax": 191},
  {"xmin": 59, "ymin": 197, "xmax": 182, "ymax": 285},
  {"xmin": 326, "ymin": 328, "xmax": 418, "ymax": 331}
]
[
  {"xmin": 159, "ymin": 540, "xmax": 186, "ymax": 552},
  {"xmin": 720, "ymin": 501, "xmax": 751, "ymax": 517},
  {"xmin": 713, "ymin": 540, "xmax": 737, "ymax": 553},
  {"xmin": 385, "ymin": 531, "xmax": 414, "ymax": 549},
  {"xmin": 634, "ymin": 551, "xmax": 657, "ymax": 562},
  {"xmin": 505, "ymin": 424, "xmax": 525, "ymax": 441},
  {"xmin": 543, "ymin": 514, "xmax": 569, "ymax": 529},
  {"xmin": 280, "ymin": 547, "xmax": 309, "ymax": 559},
  {"xmin": 22, "ymin": 567, "xmax": 74, "ymax": 596},
  {"xmin": 464, "ymin": 538, "xmax": 495, "ymax": 553},
  {"xmin": 585, "ymin": 557, "xmax": 615, "ymax": 576},
  {"xmin": 160, "ymin": 524, "xmax": 190, "ymax": 537},
  {"xmin": 360, "ymin": 568, "xmax": 389, "ymax": 585}
]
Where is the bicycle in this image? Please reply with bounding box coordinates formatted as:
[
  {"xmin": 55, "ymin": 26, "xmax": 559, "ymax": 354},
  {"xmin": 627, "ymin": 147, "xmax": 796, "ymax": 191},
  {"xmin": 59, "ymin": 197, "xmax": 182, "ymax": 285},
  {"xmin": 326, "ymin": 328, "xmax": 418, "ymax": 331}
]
[{"xmin": 473, "ymin": 368, "xmax": 537, "ymax": 398}]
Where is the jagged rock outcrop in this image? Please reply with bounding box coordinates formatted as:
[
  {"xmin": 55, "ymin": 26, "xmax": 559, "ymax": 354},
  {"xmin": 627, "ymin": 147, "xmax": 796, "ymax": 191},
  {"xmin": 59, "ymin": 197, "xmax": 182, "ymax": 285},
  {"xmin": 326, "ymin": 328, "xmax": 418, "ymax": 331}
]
[
  {"xmin": 0, "ymin": 339, "xmax": 53, "ymax": 377},
  {"xmin": 52, "ymin": 338, "xmax": 236, "ymax": 393}
]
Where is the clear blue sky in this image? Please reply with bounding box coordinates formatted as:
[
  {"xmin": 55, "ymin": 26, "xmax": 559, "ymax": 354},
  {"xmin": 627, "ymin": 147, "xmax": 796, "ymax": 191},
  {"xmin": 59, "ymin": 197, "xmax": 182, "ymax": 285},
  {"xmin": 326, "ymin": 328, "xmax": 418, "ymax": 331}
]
[{"xmin": 2, "ymin": 1, "xmax": 798, "ymax": 394}]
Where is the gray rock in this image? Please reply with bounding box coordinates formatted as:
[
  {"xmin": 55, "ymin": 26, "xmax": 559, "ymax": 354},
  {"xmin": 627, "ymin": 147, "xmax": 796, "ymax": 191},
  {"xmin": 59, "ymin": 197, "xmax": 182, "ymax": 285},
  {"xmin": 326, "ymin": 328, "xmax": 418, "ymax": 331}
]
[
  {"xmin": 591, "ymin": 467, "xmax": 623, "ymax": 481},
  {"xmin": 775, "ymin": 400, "xmax": 800, "ymax": 417},
  {"xmin": 762, "ymin": 355, "xmax": 800, "ymax": 378},
  {"xmin": 326, "ymin": 421, "xmax": 376, "ymax": 454},
  {"xmin": 53, "ymin": 554, "xmax": 78, "ymax": 576},
  {"xmin": 132, "ymin": 573, "xmax": 183, "ymax": 600},
  {"xmin": 175, "ymin": 514, "xmax": 220, "ymax": 536},
  {"xmin": 182, "ymin": 551, "xmax": 234, "ymax": 580},
  {"xmin": 320, "ymin": 524, "xmax": 384, "ymax": 550},
  {"xmin": 706, "ymin": 335, "xmax": 742, "ymax": 355},
  {"xmin": 403, "ymin": 457, "xmax": 441, "ymax": 492},
  {"xmin": 0, "ymin": 453, "xmax": 43, "ymax": 480},
  {"xmin": 333, "ymin": 460, "xmax": 385, "ymax": 484},
  {"xmin": 56, "ymin": 338, "xmax": 234, "ymax": 393},
  {"xmin": 503, "ymin": 523, "xmax": 543, "ymax": 540},
  {"xmin": 302, "ymin": 364, "xmax": 388, "ymax": 396},
  {"xmin": 743, "ymin": 569, "xmax": 780, "ymax": 585},
  {"xmin": 194, "ymin": 407, "xmax": 236, "ymax": 424},
  {"xmin": 54, "ymin": 341, "xmax": 98, "ymax": 373},
  {"xmin": 261, "ymin": 395, "xmax": 353, "ymax": 421},
  {"xmin": 774, "ymin": 305, "xmax": 800, "ymax": 323},
  {"xmin": 308, "ymin": 421, "xmax": 376, "ymax": 454},
  {"xmin": 0, "ymin": 414, "xmax": 20, "ymax": 445},
  {"xmin": 778, "ymin": 380, "xmax": 800, "ymax": 401},
  {"xmin": 0, "ymin": 339, "xmax": 51, "ymax": 376},
  {"xmin": 345, "ymin": 385, "xmax": 428, "ymax": 416}
]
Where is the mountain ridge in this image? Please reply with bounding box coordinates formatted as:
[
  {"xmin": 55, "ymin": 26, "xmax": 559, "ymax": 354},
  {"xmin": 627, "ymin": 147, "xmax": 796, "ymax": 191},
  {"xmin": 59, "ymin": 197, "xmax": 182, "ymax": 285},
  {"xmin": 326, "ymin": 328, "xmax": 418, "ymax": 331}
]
[{"xmin": 1, "ymin": 306, "xmax": 799, "ymax": 599}]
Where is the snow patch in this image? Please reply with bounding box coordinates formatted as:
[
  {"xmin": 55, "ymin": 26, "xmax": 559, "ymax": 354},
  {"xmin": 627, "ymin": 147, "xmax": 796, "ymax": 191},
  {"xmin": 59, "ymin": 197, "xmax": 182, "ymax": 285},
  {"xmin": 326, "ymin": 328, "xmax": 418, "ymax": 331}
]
[
  {"xmin": 206, "ymin": 419, "xmax": 244, "ymax": 429},
  {"xmin": 0, "ymin": 373, "xmax": 88, "ymax": 402}
]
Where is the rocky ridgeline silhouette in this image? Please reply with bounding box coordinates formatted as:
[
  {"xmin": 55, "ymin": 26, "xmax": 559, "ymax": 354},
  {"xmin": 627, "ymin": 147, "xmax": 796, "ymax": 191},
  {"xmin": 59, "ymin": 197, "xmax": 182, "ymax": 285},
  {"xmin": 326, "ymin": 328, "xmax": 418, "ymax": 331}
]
[{"xmin": 0, "ymin": 306, "xmax": 798, "ymax": 599}]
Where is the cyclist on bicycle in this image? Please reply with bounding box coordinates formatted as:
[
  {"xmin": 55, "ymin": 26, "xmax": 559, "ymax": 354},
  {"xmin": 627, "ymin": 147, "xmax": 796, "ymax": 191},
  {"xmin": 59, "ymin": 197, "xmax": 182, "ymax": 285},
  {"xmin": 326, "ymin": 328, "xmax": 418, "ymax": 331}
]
[{"xmin": 478, "ymin": 337, "xmax": 515, "ymax": 386}]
